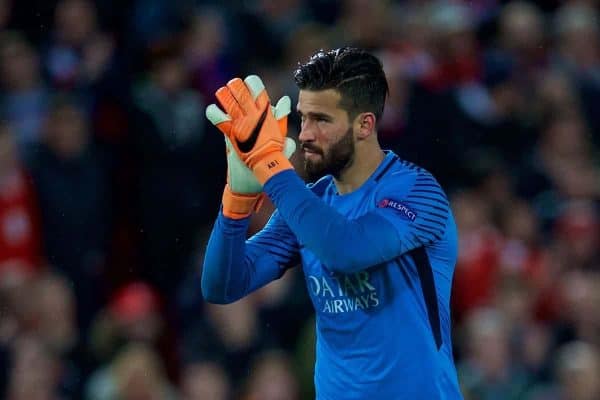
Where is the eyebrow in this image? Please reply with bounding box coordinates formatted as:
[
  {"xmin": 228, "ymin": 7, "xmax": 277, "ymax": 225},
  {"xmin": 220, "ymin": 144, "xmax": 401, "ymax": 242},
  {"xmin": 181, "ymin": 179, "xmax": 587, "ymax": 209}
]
[{"xmin": 297, "ymin": 110, "xmax": 333, "ymax": 120}]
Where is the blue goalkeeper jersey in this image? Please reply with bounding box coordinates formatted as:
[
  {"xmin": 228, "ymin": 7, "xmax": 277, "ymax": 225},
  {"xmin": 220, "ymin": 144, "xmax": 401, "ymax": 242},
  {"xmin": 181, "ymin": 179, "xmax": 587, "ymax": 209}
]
[{"xmin": 202, "ymin": 151, "xmax": 463, "ymax": 400}]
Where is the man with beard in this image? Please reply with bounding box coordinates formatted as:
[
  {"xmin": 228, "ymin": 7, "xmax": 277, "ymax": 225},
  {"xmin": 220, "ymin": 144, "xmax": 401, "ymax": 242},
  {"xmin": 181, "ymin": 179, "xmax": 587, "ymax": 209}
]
[{"xmin": 201, "ymin": 47, "xmax": 463, "ymax": 400}]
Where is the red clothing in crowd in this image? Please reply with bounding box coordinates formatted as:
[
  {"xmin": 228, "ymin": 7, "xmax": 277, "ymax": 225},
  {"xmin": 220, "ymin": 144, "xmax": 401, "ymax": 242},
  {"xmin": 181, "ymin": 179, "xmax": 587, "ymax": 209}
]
[
  {"xmin": 0, "ymin": 168, "xmax": 43, "ymax": 274},
  {"xmin": 452, "ymin": 226, "xmax": 502, "ymax": 322}
]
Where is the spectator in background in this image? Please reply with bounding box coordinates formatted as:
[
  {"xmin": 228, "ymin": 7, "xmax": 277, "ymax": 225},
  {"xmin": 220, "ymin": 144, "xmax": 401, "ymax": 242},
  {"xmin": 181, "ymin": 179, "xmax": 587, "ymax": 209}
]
[
  {"xmin": 528, "ymin": 341, "xmax": 600, "ymax": 400},
  {"xmin": 85, "ymin": 342, "xmax": 178, "ymax": 400},
  {"xmin": 235, "ymin": 0, "xmax": 309, "ymax": 70},
  {"xmin": 552, "ymin": 341, "xmax": 600, "ymax": 400},
  {"xmin": 35, "ymin": 1, "xmax": 130, "ymax": 292},
  {"xmin": 534, "ymin": 70, "xmax": 581, "ymax": 122},
  {"xmin": 448, "ymin": 51, "xmax": 530, "ymax": 169},
  {"xmin": 517, "ymin": 321, "xmax": 554, "ymax": 386},
  {"xmin": 553, "ymin": 200, "xmax": 599, "ymax": 271},
  {"xmin": 27, "ymin": 95, "xmax": 112, "ymax": 332},
  {"xmin": 553, "ymin": 3, "xmax": 600, "ymax": 82},
  {"xmin": 552, "ymin": 2, "xmax": 600, "ymax": 145},
  {"xmin": 0, "ymin": 31, "xmax": 50, "ymax": 157},
  {"xmin": 183, "ymin": 8, "xmax": 237, "ymax": 104},
  {"xmin": 553, "ymin": 270, "xmax": 600, "ymax": 349},
  {"xmin": 283, "ymin": 22, "xmax": 334, "ymax": 75},
  {"xmin": 496, "ymin": 1, "xmax": 547, "ymax": 84},
  {"xmin": 0, "ymin": 250, "xmax": 34, "ymax": 398},
  {"xmin": 42, "ymin": 0, "xmax": 114, "ymax": 92},
  {"xmin": 178, "ymin": 250, "xmax": 309, "ymax": 388},
  {"xmin": 451, "ymin": 190, "xmax": 502, "ymax": 323},
  {"xmin": 197, "ymin": 298, "xmax": 269, "ymax": 383},
  {"xmin": 127, "ymin": 0, "xmax": 188, "ymax": 55},
  {"xmin": 23, "ymin": 272, "xmax": 85, "ymax": 398},
  {"xmin": 375, "ymin": 3, "xmax": 433, "ymax": 151},
  {"xmin": 334, "ymin": 0, "xmax": 391, "ymax": 50},
  {"xmin": 518, "ymin": 113, "xmax": 600, "ymax": 228},
  {"xmin": 458, "ymin": 307, "xmax": 532, "ymax": 400},
  {"xmin": 43, "ymin": 0, "xmax": 128, "ymax": 130},
  {"xmin": 179, "ymin": 358, "xmax": 231, "ymax": 400},
  {"xmin": 496, "ymin": 199, "xmax": 557, "ymax": 321},
  {"xmin": 4, "ymin": 334, "xmax": 66, "ymax": 400},
  {"xmin": 0, "ymin": 269, "xmax": 83, "ymax": 398},
  {"xmin": 240, "ymin": 349, "xmax": 300, "ymax": 400},
  {"xmin": 87, "ymin": 280, "xmax": 178, "ymax": 380},
  {"xmin": 423, "ymin": 1, "xmax": 481, "ymax": 91},
  {"xmin": 131, "ymin": 42, "xmax": 223, "ymax": 298},
  {"xmin": 0, "ymin": 121, "xmax": 43, "ymax": 274},
  {"xmin": 391, "ymin": 2, "xmax": 487, "ymax": 189}
]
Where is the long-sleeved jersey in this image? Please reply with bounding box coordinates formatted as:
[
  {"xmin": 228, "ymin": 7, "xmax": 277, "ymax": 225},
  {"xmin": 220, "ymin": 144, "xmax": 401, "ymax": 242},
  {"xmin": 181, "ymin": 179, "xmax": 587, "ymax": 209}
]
[{"xmin": 202, "ymin": 151, "xmax": 463, "ymax": 399}]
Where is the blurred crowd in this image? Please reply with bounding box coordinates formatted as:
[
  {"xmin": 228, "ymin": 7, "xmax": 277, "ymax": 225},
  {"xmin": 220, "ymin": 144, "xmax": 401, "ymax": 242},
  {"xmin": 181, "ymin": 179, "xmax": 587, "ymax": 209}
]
[{"xmin": 0, "ymin": 0, "xmax": 598, "ymax": 399}]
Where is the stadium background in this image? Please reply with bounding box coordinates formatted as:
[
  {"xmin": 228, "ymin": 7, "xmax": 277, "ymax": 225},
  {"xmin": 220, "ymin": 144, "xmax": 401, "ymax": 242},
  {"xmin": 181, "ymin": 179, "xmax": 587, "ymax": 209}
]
[{"xmin": 0, "ymin": 0, "xmax": 598, "ymax": 399}]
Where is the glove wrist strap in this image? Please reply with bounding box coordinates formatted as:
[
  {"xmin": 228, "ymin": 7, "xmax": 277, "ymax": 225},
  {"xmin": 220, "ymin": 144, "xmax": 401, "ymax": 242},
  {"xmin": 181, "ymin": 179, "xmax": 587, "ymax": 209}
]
[
  {"xmin": 222, "ymin": 185, "xmax": 264, "ymax": 219},
  {"xmin": 252, "ymin": 152, "xmax": 294, "ymax": 185}
]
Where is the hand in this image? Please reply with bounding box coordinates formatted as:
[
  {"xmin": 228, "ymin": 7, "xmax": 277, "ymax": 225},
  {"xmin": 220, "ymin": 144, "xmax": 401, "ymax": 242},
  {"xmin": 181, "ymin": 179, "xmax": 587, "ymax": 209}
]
[
  {"xmin": 206, "ymin": 77, "xmax": 296, "ymax": 219},
  {"xmin": 211, "ymin": 75, "xmax": 294, "ymax": 185}
]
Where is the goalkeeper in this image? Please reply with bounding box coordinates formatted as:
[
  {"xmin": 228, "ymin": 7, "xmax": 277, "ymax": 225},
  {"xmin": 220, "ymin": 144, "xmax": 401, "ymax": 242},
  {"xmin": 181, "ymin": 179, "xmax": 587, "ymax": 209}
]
[{"xmin": 201, "ymin": 47, "xmax": 463, "ymax": 400}]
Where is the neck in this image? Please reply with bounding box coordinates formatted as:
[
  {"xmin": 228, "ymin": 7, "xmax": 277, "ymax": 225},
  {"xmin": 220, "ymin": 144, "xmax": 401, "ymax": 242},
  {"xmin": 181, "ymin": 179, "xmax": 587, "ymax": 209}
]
[{"xmin": 333, "ymin": 142, "xmax": 385, "ymax": 194}]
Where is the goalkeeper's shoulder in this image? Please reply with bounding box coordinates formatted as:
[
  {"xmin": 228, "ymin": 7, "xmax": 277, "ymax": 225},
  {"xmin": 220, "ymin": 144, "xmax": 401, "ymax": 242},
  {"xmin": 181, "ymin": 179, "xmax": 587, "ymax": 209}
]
[{"xmin": 375, "ymin": 156, "xmax": 450, "ymax": 204}]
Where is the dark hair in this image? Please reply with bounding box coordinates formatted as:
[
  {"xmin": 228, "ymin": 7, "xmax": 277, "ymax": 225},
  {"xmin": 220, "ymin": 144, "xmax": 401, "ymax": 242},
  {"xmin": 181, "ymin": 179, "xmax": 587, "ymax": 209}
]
[{"xmin": 294, "ymin": 47, "xmax": 389, "ymax": 122}]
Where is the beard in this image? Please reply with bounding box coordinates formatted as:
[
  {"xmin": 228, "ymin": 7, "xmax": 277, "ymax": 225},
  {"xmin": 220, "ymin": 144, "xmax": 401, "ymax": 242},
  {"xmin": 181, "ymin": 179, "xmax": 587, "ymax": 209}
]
[{"xmin": 302, "ymin": 126, "xmax": 355, "ymax": 181}]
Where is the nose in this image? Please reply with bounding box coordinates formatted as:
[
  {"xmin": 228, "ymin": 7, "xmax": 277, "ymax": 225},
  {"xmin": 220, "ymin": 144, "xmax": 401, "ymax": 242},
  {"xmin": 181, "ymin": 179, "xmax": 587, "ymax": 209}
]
[{"xmin": 298, "ymin": 120, "xmax": 316, "ymax": 143}]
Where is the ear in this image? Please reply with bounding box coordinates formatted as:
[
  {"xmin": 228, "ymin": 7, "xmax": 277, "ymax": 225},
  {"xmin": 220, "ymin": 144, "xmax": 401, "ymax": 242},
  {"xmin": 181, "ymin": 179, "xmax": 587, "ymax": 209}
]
[{"xmin": 355, "ymin": 112, "xmax": 376, "ymax": 140}]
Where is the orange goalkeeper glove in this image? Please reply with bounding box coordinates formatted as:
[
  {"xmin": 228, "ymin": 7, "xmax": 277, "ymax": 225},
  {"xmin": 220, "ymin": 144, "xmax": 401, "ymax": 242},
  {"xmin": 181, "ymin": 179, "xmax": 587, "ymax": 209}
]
[
  {"xmin": 214, "ymin": 75, "xmax": 294, "ymax": 185},
  {"xmin": 206, "ymin": 78, "xmax": 296, "ymax": 219}
]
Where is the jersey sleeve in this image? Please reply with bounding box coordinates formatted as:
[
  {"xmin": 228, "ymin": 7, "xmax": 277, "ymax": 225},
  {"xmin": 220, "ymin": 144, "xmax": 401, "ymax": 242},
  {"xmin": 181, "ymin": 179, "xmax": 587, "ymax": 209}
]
[
  {"xmin": 246, "ymin": 209, "xmax": 301, "ymax": 269},
  {"xmin": 201, "ymin": 210, "xmax": 299, "ymax": 304},
  {"xmin": 373, "ymin": 171, "xmax": 451, "ymax": 254},
  {"xmin": 263, "ymin": 170, "xmax": 451, "ymax": 274}
]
